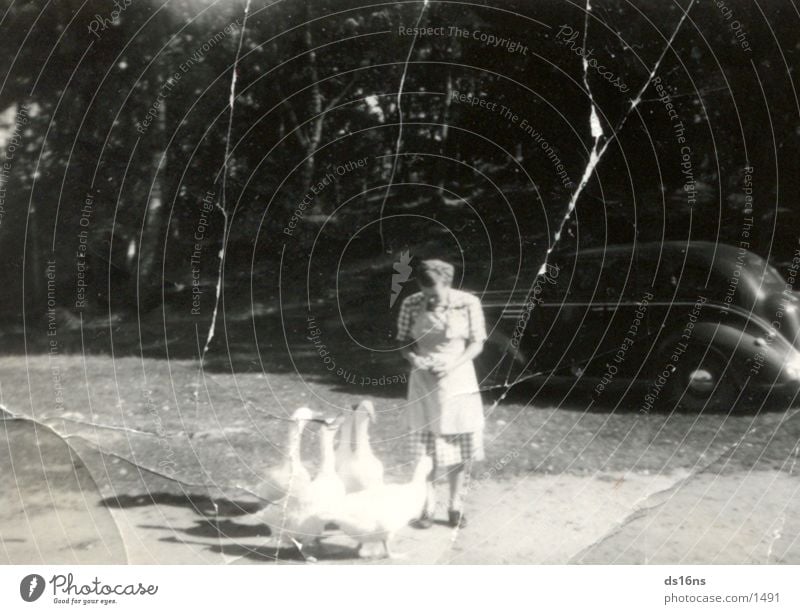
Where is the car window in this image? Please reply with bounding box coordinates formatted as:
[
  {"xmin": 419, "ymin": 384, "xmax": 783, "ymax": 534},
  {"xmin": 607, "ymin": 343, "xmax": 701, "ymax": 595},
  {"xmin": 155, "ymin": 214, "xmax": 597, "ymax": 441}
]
[
  {"xmin": 603, "ymin": 253, "xmax": 637, "ymax": 300},
  {"xmin": 742, "ymin": 252, "xmax": 784, "ymax": 288},
  {"xmin": 522, "ymin": 256, "xmax": 570, "ymax": 303},
  {"xmin": 651, "ymin": 260, "xmax": 716, "ymax": 300},
  {"xmin": 676, "ymin": 263, "xmax": 713, "ymax": 295},
  {"xmin": 545, "ymin": 252, "xmax": 638, "ymax": 302},
  {"xmin": 567, "ymin": 256, "xmax": 602, "ymax": 301}
]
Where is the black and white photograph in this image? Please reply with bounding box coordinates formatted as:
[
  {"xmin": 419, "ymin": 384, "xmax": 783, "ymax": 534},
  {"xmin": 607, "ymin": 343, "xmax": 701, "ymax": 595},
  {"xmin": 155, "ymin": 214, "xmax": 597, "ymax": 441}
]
[{"xmin": 0, "ymin": 0, "xmax": 799, "ymax": 609}]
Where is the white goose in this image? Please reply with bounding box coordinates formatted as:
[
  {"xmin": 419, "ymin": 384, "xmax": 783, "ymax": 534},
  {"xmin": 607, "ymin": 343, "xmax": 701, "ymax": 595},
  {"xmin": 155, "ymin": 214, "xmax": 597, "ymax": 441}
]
[
  {"xmin": 336, "ymin": 400, "xmax": 384, "ymax": 492},
  {"xmin": 295, "ymin": 414, "xmax": 347, "ymax": 541},
  {"xmin": 334, "ymin": 410, "xmax": 355, "ymax": 486},
  {"xmin": 333, "ymin": 455, "xmax": 433, "ymax": 558},
  {"xmin": 353, "ymin": 400, "xmax": 385, "ymax": 488},
  {"xmin": 261, "ymin": 412, "xmax": 346, "ymax": 560},
  {"xmin": 253, "ymin": 407, "xmax": 315, "ymax": 503}
]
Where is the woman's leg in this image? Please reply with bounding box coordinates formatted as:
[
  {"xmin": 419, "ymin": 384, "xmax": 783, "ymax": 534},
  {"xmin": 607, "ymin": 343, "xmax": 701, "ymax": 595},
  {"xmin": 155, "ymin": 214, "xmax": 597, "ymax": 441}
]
[
  {"xmin": 413, "ymin": 434, "xmax": 436, "ymax": 526},
  {"xmin": 424, "ymin": 466, "xmax": 437, "ymax": 515},
  {"xmin": 446, "ymin": 462, "xmax": 466, "ymax": 511},
  {"xmin": 411, "ymin": 465, "xmax": 436, "ymax": 529}
]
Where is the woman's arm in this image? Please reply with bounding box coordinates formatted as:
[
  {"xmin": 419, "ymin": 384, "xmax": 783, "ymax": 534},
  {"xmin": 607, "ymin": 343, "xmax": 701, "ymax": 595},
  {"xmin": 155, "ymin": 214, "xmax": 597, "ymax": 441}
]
[
  {"xmin": 401, "ymin": 346, "xmax": 427, "ymax": 370},
  {"xmin": 431, "ymin": 295, "xmax": 486, "ymax": 377},
  {"xmin": 397, "ymin": 295, "xmax": 426, "ymax": 369},
  {"xmin": 430, "ymin": 340, "xmax": 484, "ymax": 378}
]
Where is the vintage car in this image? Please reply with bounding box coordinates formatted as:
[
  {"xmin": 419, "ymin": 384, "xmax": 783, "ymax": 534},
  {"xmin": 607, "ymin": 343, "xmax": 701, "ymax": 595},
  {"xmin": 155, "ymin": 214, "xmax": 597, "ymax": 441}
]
[{"xmin": 479, "ymin": 241, "xmax": 800, "ymax": 411}]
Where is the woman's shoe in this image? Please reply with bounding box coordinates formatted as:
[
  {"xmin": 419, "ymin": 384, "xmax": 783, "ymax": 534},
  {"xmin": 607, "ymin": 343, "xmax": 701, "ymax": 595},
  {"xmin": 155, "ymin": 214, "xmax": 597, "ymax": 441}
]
[
  {"xmin": 411, "ymin": 510, "xmax": 433, "ymax": 529},
  {"xmin": 448, "ymin": 509, "xmax": 467, "ymax": 528}
]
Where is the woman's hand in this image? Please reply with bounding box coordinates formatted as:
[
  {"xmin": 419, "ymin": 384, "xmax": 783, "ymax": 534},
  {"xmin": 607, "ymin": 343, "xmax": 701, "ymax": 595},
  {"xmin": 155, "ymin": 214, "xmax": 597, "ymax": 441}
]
[
  {"xmin": 429, "ymin": 341, "xmax": 484, "ymax": 378},
  {"xmin": 406, "ymin": 352, "xmax": 430, "ymax": 370},
  {"xmin": 430, "ymin": 359, "xmax": 454, "ymax": 378},
  {"xmin": 413, "ymin": 356, "xmax": 430, "ymax": 370}
]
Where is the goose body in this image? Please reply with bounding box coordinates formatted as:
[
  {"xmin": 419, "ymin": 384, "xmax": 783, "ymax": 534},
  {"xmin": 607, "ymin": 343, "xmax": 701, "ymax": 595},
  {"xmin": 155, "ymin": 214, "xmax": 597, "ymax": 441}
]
[
  {"xmin": 336, "ymin": 400, "xmax": 384, "ymax": 492},
  {"xmin": 334, "ymin": 411, "xmax": 356, "ymax": 487},
  {"xmin": 353, "ymin": 401, "xmax": 384, "ymax": 489},
  {"xmin": 261, "ymin": 413, "xmax": 346, "ymax": 557},
  {"xmin": 295, "ymin": 416, "xmax": 347, "ymax": 538},
  {"xmin": 333, "ymin": 455, "xmax": 433, "ymax": 558},
  {"xmin": 254, "ymin": 407, "xmax": 314, "ymax": 502}
]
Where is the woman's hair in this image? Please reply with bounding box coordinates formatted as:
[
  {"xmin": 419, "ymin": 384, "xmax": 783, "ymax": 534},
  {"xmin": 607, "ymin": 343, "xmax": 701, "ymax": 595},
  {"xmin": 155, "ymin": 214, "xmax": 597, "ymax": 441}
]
[{"xmin": 418, "ymin": 259, "xmax": 454, "ymax": 287}]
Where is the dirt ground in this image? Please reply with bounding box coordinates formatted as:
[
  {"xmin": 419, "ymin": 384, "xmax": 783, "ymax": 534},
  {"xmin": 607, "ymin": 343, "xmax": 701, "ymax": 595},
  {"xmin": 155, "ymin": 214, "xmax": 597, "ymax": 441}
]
[{"xmin": 1, "ymin": 355, "xmax": 799, "ymax": 564}]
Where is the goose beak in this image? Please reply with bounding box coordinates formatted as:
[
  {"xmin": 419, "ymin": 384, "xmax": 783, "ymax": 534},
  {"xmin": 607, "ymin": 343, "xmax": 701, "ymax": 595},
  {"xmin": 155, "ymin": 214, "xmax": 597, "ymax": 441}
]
[
  {"xmin": 312, "ymin": 411, "xmax": 339, "ymax": 425},
  {"xmin": 325, "ymin": 413, "xmax": 348, "ymax": 429},
  {"xmin": 291, "ymin": 407, "xmax": 332, "ymax": 424},
  {"xmin": 291, "ymin": 406, "xmax": 315, "ymax": 422},
  {"xmin": 359, "ymin": 400, "xmax": 376, "ymax": 422},
  {"xmin": 312, "ymin": 408, "xmax": 349, "ymax": 427}
]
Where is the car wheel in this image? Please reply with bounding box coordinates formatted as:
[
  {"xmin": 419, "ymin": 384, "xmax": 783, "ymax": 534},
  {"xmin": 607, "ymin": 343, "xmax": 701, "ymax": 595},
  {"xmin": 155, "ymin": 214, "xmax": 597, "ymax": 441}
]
[{"xmin": 664, "ymin": 350, "xmax": 739, "ymax": 412}]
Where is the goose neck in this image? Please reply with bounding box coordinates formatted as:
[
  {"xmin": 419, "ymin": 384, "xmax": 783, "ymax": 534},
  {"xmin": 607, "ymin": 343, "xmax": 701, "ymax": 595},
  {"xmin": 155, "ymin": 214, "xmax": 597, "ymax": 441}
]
[
  {"xmin": 339, "ymin": 413, "xmax": 354, "ymax": 448},
  {"xmin": 354, "ymin": 411, "xmax": 370, "ymax": 434},
  {"xmin": 287, "ymin": 420, "xmax": 307, "ymax": 462},
  {"xmin": 320, "ymin": 427, "xmax": 336, "ymax": 472}
]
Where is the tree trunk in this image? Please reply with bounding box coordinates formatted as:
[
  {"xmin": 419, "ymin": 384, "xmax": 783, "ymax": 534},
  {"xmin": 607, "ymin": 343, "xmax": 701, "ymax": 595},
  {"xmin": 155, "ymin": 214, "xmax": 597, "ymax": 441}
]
[
  {"xmin": 437, "ymin": 71, "xmax": 454, "ymax": 197},
  {"xmin": 136, "ymin": 100, "xmax": 167, "ymax": 310},
  {"xmin": 303, "ymin": 22, "xmax": 324, "ymax": 213}
]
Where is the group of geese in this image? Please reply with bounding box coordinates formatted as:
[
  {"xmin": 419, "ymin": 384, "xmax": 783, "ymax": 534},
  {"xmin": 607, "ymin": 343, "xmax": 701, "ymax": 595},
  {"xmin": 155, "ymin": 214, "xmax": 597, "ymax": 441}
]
[{"xmin": 255, "ymin": 400, "xmax": 432, "ymax": 560}]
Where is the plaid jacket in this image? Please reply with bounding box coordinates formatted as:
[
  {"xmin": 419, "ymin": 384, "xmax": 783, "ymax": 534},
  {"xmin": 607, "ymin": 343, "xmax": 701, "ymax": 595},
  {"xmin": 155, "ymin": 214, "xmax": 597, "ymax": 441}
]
[{"xmin": 396, "ymin": 289, "xmax": 487, "ymax": 344}]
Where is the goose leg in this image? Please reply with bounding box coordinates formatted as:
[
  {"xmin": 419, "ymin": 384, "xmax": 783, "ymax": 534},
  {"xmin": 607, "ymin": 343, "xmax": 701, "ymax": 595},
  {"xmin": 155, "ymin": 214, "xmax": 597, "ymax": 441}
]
[
  {"xmin": 383, "ymin": 539, "xmax": 406, "ymax": 560},
  {"xmin": 291, "ymin": 538, "xmax": 318, "ymax": 564},
  {"xmin": 310, "ymin": 537, "xmax": 325, "ymax": 559},
  {"xmin": 357, "ymin": 542, "xmax": 382, "ymax": 559}
]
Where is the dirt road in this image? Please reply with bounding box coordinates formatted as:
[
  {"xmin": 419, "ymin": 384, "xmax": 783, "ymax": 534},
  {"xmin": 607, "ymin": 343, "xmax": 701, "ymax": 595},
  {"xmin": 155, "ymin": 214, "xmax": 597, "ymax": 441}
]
[{"xmin": 1, "ymin": 356, "xmax": 798, "ymax": 564}]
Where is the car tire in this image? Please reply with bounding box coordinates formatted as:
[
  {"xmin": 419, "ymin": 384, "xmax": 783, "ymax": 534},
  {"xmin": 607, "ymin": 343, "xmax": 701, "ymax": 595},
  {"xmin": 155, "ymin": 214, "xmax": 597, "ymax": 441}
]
[{"xmin": 663, "ymin": 349, "xmax": 739, "ymax": 412}]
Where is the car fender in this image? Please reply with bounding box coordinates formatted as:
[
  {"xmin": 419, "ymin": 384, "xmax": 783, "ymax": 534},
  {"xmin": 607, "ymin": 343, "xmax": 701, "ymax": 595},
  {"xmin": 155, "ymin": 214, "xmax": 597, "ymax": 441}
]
[{"xmin": 657, "ymin": 321, "xmax": 793, "ymax": 383}]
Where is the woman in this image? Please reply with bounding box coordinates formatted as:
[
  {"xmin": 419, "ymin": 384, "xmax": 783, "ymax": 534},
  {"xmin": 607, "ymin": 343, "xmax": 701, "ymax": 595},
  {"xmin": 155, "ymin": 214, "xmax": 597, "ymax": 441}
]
[{"xmin": 396, "ymin": 259, "xmax": 486, "ymax": 529}]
